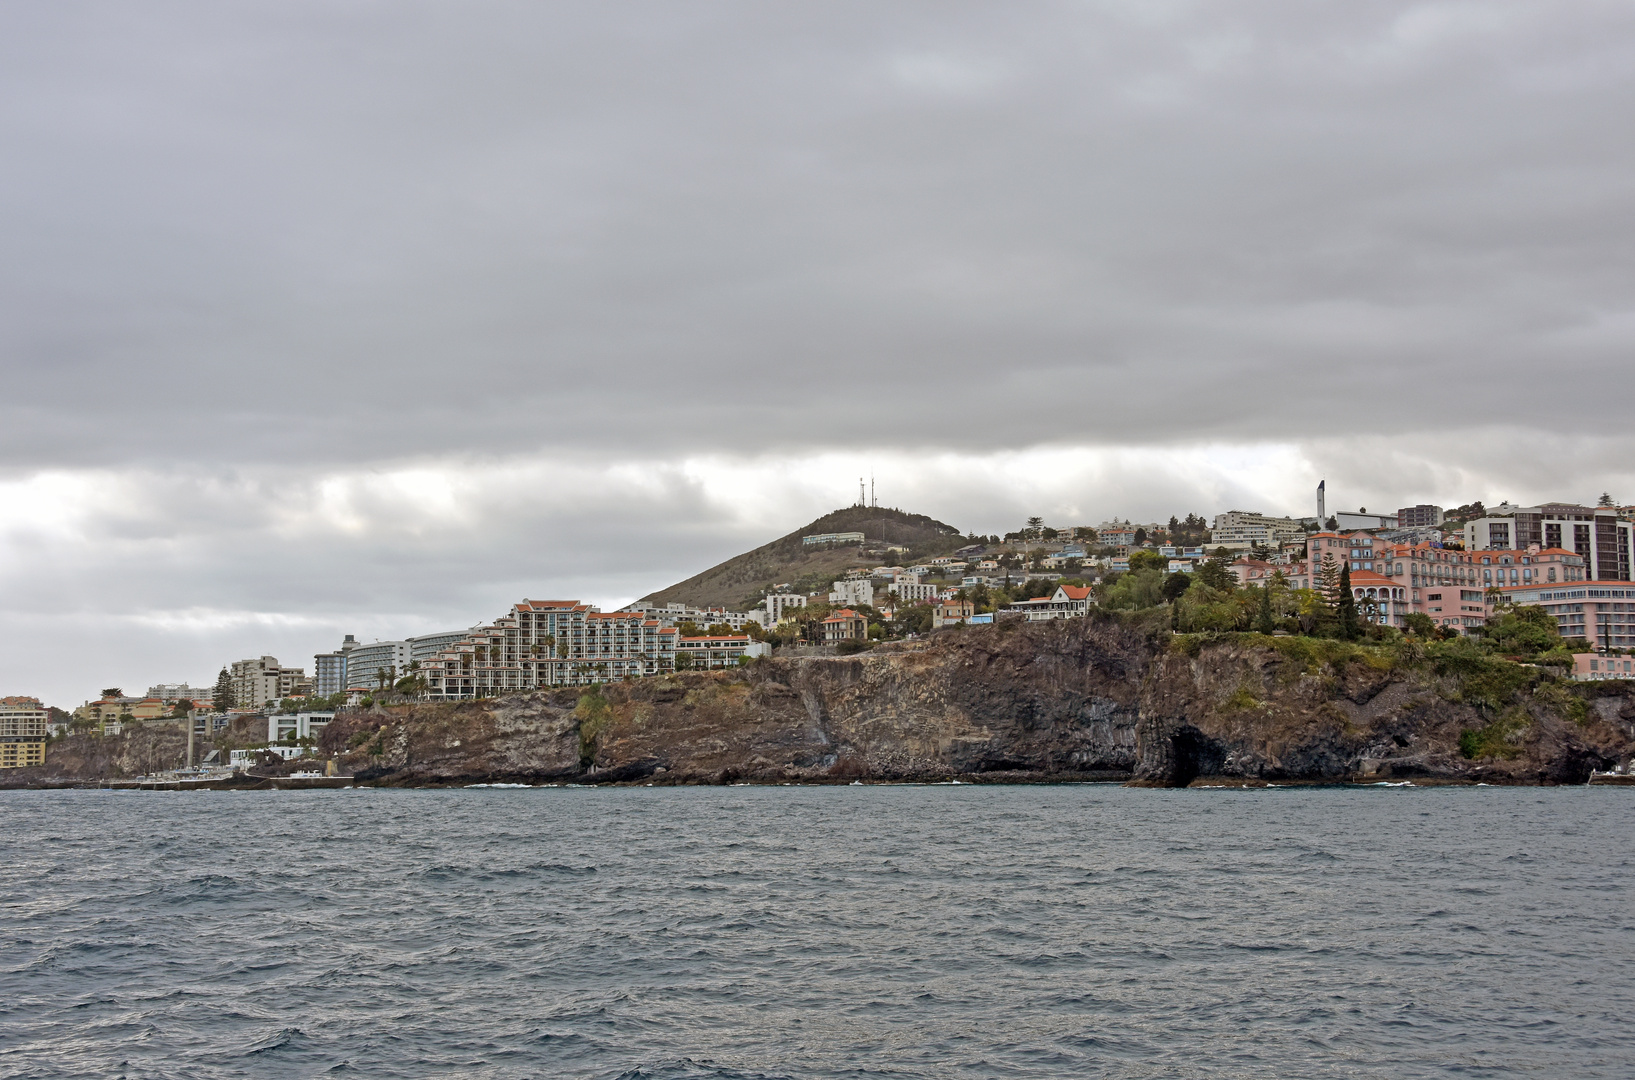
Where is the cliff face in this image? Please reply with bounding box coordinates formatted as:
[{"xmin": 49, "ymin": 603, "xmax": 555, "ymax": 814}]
[{"xmin": 317, "ymin": 618, "xmax": 1635, "ymax": 787}]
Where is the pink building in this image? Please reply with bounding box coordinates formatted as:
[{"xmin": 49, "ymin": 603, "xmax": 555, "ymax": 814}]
[{"xmin": 1574, "ymin": 653, "xmax": 1635, "ymax": 681}]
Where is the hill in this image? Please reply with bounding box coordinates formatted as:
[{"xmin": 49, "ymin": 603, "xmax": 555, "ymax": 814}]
[{"xmin": 640, "ymin": 506, "xmax": 965, "ymax": 611}]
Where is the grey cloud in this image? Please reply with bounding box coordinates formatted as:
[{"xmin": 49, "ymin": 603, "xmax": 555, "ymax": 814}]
[{"xmin": 3, "ymin": 2, "xmax": 1633, "ymax": 467}]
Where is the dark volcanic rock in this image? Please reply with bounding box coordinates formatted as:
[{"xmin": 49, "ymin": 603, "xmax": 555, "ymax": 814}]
[{"xmin": 16, "ymin": 618, "xmax": 1635, "ymax": 788}]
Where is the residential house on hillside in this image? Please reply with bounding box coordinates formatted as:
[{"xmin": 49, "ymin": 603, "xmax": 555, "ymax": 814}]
[
  {"xmin": 1001, "ymin": 585, "xmax": 1094, "ymax": 622},
  {"xmin": 821, "ymin": 609, "xmax": 868, "ymax": 643},
  {"xmin": 932, "ymin": 598, "xmax": 974, "ymax": 629}
]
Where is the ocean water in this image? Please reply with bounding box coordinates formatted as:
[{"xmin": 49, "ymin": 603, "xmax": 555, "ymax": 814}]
[{"xmin": 2, "ymin": 785, "xmax": 1631, "ymax": 1079}]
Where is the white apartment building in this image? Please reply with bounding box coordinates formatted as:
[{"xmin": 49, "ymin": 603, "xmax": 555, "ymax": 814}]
[
  {"xmin": 764, "ymin": 592, "xmax": 808, "ymax": 624},
  {"xmin": 1466, "ymin": 503, "xmax": 1633, "ymax": 581},
  {"xmin": 269, "ymin": 711, "xmax": 336, "ymax": 743},
  {"xmin": 1210, "ymin": 511, "xmax": 1307, "ymax": 550},
  {"xmin": 889, "ymin": 581, "xmax": 939, "ymax": 603},
  {"xmin": 420, "ymin": 600, "xmax": 678, "ymax": 699},
  {"xmin": 229, "ymin": 657, "xmax": 309, "ymax": 710},
  {"xmin": 828, "ymin": 578, "xmax": 875, "ymax": 609},
  {"xmin": 344, "ymin": 640, "xmax": 413, "ymax": 692},
  {"xmin": 146, "ymin": 683, "xmax": 212, "ymax": 703}
]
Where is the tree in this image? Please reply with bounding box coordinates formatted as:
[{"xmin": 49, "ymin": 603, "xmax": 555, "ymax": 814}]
[
  {"xmin": 169, "ymin": 699, "xmax": 192, "ymax": 718},
  {"xmin": 1404, "ymin": 612, "xmax": 1437, "ymax": 638},
  {"xmin": 706, "ymin": 622, "xmax": 735, "ymax": 636},
  {"xmin": 1197, "ymin": 556, "xmax": 1237, "ymax": 592},
  {"xmin": 100, "ymin": 687, "xmax": 123, "ymax": 699},
  {"xmin": 1162, "ymin": 572, "xmax": 1193, "ymax": 602},
  {"xmin": 1255, "ymin": 585, "xmax": 1276, "ymax": 634},
  {"xmin": 1100, "ymin": 568, "xmax": 1166, "ymax": 610},
  {"xmin": 677, "ymin": 620, "xmax": 702, "ymax": 637},
  {"xmin": 673, "ymin": 651, "xmax": 695, "ymax": 671},
  {"xmin": 1316, "ymin": 552, "xmax": 1341, "ymax": 607},
  {"xmin": 1480, "ymin": 604, "xmax": 1561, "ymax": 655},
  {"xmin": 1134, "ymin": 527, "xmax": 1148, "ymax": 545},
  {"xmin": 1337, "ymin": 562, "xmax": 1360, "ymax": 639},
  {"xmin": 375, "ymin": 667, "xmax": 393, "ymax": 693},
  {"xmin": 1599, "ymin": 492, "xmax": 1615, "ymax": 507},
  {"xmin": 212, "ymin": 669, "xmax": 234, "ymax": 712},
  {"xmin": 1129, "ymin": 550, "xmax": 1167, "ymax": 574}
]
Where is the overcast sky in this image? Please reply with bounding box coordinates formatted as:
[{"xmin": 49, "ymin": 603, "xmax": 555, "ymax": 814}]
[{"xmin": 4, "ymin": 1, "xmax": 1634, "ymax": 705}]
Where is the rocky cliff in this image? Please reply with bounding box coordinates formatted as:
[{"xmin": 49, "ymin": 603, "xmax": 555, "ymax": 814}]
[{"xmin": 312, "ymin": 616, "xmax": 1635, "ymax": 787}]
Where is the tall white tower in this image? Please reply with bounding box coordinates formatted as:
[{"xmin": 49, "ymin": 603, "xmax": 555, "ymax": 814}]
[{"xmin": 1317, "ymin": 479, "xmax": 1326, "ymax": 523}]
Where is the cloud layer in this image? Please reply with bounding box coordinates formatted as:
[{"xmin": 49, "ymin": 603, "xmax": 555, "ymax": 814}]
[{"xmin": 3, "ymin": 2, "xmax": 1633, "ymax": 703}]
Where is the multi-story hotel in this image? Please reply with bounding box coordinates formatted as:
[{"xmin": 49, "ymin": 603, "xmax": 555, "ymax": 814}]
[
  {"xmin": 1306, "ymin": 532, "xmax": 1588, "ymax": 633},
  {"xmin": 1466, "ymin": 504, "xmax": 1633, "ymax": 581},
  {"xmin": 0, "ymin": 697, "xmax": 47, "ymax": 769},
  {"xmin": 1210, "ymin": 511, "xmax": 1307, "ymax": 550},
  {"xmin": 420, "ymin": 600, "xmax": 678, "ymax": 699},
  {"xmin": 1491, "ymin": 582, "xmax": 1635, "ymax": 651}
]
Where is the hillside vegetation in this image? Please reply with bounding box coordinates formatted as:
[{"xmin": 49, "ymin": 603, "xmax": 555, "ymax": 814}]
[{"xmin": 641, "ymin": 506, "xmax": 963, "ymax": 610}]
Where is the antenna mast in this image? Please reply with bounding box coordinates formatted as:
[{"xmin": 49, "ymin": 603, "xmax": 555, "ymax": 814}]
[
  {"xmin": 859, "ymin": 477, "xmax": 865, "ymax": 507},
  {"xmin": 870, "ymin": 473, "xmax": 876, "ymax": 507}
]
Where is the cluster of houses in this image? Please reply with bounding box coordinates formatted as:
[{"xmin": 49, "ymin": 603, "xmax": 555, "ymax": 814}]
[{"xmin": 26, "ymin": 497, "xmax": 1635, "ymax": 752}]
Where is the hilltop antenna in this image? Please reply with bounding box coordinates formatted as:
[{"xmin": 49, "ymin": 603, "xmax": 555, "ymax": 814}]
[
  {"xmin": 859, "ymin": 477, "xmax": 865, "ymax": 507},
  {"xmin": 870, "ymin": 472, "xmax": 876, "ymax": 508}
]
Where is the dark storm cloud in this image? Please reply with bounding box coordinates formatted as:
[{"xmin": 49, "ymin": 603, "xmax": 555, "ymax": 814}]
[{"xmin": 4, "ymin": 1, "xmax": 1633, "ymax": 467}]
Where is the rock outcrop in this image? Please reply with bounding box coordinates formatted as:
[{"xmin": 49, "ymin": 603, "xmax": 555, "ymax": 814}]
[{"xmin": 311, "ymin": 617, "xmax": 1635, "ymax": 787}]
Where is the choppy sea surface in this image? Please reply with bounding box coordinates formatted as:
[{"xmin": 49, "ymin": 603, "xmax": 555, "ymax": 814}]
[{"xmin": 3, "ymin": 785, "xmax": 1632, "ymax": 1079}]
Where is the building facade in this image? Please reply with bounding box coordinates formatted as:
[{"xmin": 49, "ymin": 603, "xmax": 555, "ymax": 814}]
[
  {"xmin": 1210, "ymin": 511, "xmax": 1306, "ymax": 550},
  {"xmin": 0, "ymin": 697, "xmax": 47, "ymax": 769},
  {"xmin": 313, "ymin": 634, "xmax": 359, "ymax": 696},
  {"xmin": 676, "ymin": 635, "xmax": 771, "ymax": 669},
  {"xmin": 1494, "ymin": 583, "xmax": 1635, "ymax": 651},
  {"xmin": 1397, "ymin": 504, "xmax": 1446, "ymax": 528},
  {"xmin": 1001, "ymin": 585, "xmax": 1094, "ymax": 622},
  {"xmin": 269, "ymin": 711, "xmax": 336, "ymax": 743},
  {"xmin": 229, "ymin": 658, "xmax": 310, "ymax": 710},
  {"xmin": 343, "ymin": 640, "xmax": 412, "ymax": 692},
  {"xmin": 1466, "ymin": 504, "xmax": 1633, "ymax": 581},
  {"xmin": 801, "ymin": 531, "xmax": 865, "ymax": 547},
  {"xmin": 889, "ymin": 581, "xmax": 939, "ymax": 603},
  {"xmin": 828, "ymin": 578, "xmax": 874, "ymax": 609},
  {"xmin": 821, "ymin": 609, "xmax": 868, "ymax": 642},
  {"xmin": 420, "ymin": 600, "xmax": 678, "ymax": 699},
  {"xmin": 618, "ymin": 603, "xmax": 754, "ymax": 632},
  {"xmin": 764, "ymin": 592, "xmax": 809, "ymax": 624}
]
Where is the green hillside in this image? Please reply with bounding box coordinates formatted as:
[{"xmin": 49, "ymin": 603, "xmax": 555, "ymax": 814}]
[{"xmin": 641, "ymin": 506, "xmax": 965, "ymax": 611}]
